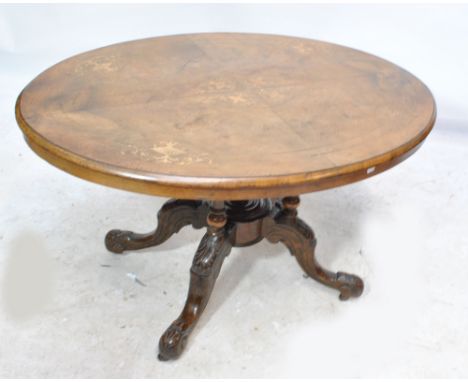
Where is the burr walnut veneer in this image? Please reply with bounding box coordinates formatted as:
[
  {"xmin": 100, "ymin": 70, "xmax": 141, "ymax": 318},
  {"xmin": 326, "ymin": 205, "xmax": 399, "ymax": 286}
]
[{"xmin": 15, "ymin": 33, "xmax": 436, "ymax": 360}]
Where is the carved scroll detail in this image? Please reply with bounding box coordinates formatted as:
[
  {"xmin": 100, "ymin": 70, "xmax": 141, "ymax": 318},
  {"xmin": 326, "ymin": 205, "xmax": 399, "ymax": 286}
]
[
  {"xmin": 105, "ymin": 199, "xmax": 208, "ymax": 254},
  {"xmin": 262, "ymin": 197, "xmax": 364, "ymax": 301},
  {"xmin": 158, "ymin": 204, "xmax": 232, "ymax": 361},
  {"xmin": 104, "ymin": 197, "xmax": 364, "ymax": 361}
]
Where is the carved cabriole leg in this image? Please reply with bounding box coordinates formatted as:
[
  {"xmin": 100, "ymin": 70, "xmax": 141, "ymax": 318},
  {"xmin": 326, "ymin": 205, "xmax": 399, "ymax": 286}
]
[
  {"xmin": 105, "ymin": 199, "xmax": 208, "ymax": 254},
  {"xmin": 262, "ymin": 196, "xmax": 364, "ymax": 301},
  {"xmin": 158, "ymin": 201, "xmax": 233, "ymax": 361}
]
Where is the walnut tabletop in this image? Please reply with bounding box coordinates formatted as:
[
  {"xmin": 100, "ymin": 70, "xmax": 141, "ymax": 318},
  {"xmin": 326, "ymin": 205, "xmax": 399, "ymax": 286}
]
[
  {"xmin": 16, "ymin": 33, "xmax": 436, "ymax": 200},
  {"xmin": 15, "ymin": 33, "xmax": 436, "ymax": 361}
]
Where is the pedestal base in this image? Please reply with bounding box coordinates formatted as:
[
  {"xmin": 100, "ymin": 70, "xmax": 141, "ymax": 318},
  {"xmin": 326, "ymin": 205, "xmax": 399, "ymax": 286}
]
[{"xmin": 105, "ymin": 197, "xmax": 364, "ymax": 360}]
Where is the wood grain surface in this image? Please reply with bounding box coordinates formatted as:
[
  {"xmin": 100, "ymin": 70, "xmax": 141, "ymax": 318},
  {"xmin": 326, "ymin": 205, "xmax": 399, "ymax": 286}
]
[{"xmin": 15, "ymin": 33, "xmax": 436, "ymax": 200}]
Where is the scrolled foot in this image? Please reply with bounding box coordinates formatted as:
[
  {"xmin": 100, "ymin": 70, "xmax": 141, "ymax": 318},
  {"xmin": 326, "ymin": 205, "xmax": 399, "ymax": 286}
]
[
  {"xmin": 105, "ymin": 229, "xmax": 133, "ymax": 254},
  {"xmin": 158, "ymin": 320, "xmax": 188, "ymax": 361},
  {"xmin": 336, "ymin": 272, "xmax": 364, "ymax": 301}
]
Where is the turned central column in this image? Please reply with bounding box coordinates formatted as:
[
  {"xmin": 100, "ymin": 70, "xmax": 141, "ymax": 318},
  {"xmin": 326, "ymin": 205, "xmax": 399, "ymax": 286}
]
[{"xmin": 224, "ymin": 199, "xmax": 274, "ymax": 247}]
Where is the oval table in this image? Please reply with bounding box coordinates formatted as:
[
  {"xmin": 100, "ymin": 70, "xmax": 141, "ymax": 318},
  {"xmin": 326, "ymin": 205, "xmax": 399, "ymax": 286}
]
[{"xmin": 15, "ymin": 33, "xmax": 436, "ymax": 360}]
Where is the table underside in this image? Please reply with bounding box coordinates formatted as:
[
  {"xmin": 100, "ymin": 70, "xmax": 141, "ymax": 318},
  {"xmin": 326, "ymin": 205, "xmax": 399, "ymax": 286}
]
[{"xmin": 105, "ymin": 196, "xmax": 363, "ymax": 360}]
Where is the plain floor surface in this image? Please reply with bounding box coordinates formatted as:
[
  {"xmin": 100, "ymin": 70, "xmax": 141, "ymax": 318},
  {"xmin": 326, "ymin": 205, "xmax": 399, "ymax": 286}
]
[{"xmin": 1, "ymin": 58, "xmax": 468, "ymax": 379}]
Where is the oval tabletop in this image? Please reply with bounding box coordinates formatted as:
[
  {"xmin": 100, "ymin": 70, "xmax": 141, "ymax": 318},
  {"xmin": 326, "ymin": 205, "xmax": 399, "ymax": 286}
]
[{"xmin": 16, "ymin": 33, "xmax": 436, "ymax": 200}]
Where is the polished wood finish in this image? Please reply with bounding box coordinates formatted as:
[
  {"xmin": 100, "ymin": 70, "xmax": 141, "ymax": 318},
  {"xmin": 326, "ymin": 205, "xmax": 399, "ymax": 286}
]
[
  {"xmin": 16, "ymin": 33, "xmax": 436, "ymax": 200},
  {"xmin": 106, "ymin": 197, "xmax": 363, "ymax": 360},
  {"xmin": 15, "ymin": 34, "xmax": 436, "ymax": 361},
  {"xmin": 105, "ymin": 199, "xmax": 208, "ymax": 253},
  {"xmin": 262, "ymin": 197, "xmax": 363, "ymax": 301},
  {"xmin": 158, "ymin": 202, "xmax": 232, "ymax": 361}
]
